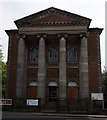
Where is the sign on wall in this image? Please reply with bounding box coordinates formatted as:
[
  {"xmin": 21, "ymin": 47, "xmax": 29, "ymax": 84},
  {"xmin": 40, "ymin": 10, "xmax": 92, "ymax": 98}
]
[
  {"xmin": 0, "ymin": 99, "xmax": 12, "ymax": 105},
  {"xmin": 27, "ymin": 99, "xmax": 38, "ymax": 106},
  {"xmin": 91, "ymin": 93, "xmax": 103, "ymax": 101}
]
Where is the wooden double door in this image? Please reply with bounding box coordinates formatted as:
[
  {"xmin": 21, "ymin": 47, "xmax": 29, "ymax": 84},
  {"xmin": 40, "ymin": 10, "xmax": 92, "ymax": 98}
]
[
  {"xmin": 49, "ymin": 86, "xmax": 57, "ymax": 101},
  {"xmin": 29, "ymin": 86, "xmax": 37, "ymax": 98},
  {"xmin": 68, "ymin": 86, "xmax": 77, "ymax": 101},
  {"xmin": 29, "ymin": 86, "xmax": 77, "ymax": 101}
]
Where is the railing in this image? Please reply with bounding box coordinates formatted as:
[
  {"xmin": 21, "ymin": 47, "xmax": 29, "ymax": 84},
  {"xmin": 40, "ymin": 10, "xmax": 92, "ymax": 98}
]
[{"xmin": 2, "ymin": 98, "xmax": 104, "ymax": 114}]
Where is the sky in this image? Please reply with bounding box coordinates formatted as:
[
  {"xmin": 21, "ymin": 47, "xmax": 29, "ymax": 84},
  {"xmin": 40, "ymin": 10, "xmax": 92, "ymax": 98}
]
[{"xmin": 0, "ymin": 0, "xmax": 106, "ymax": 71}]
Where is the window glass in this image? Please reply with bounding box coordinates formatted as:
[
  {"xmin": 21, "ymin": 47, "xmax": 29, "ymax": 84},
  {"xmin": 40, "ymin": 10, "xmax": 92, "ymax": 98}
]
[
  {"xmin": 48, "ymin": 82, "xmax": 57, "ymax": 86},
  {"xmin": 68, "ymin": 46, "xmax": 77, "ymax": 62},
  {"xmin": 48, "ymin": 47, "xmax": 58, "ymax": 62},
  {"xmin": 29, "ymin": 81, "xmax": 38, "ymax": 86},
  {"xmin": 68, "ymin": 82, "xmax": 77, "ymax": 87},
  {"xmin": 30, "ymin": 47, "xmax": 38, "ymax": 62}
]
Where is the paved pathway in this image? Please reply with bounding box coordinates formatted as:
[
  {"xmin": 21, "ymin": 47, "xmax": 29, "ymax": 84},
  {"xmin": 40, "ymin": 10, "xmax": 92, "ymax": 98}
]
[{"xmin": 1, "ymin": 112, "xmax": 107, "ymax": 120}]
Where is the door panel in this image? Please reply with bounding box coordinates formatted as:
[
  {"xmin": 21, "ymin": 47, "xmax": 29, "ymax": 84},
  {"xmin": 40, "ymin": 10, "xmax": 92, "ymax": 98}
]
[
  {"xmin": 49, "ymin": 86, "xmax": 57, "ymax": 101},
  {"xmin": 29, "ymin": 86, "xmax": 37, "ymax": 98},
  {"xmin": 68, "ymin": 87, "xmax": 77, "ymax": 101}
]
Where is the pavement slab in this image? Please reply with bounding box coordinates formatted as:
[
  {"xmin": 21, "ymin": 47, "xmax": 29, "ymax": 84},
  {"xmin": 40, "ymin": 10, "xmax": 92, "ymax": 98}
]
[{"xmin": 2, "ymin": 112, "xmax": 107, "ymax": 119}]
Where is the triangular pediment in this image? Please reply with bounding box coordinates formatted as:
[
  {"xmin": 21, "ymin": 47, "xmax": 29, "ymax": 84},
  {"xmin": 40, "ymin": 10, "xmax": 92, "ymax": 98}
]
[
  {"xmin": 15, "ymin": 7, "xmax": 91, "ymax": 28},
  {"xmin": 32, "ymin": 12, "xmax": 72, "ymax": 23}
]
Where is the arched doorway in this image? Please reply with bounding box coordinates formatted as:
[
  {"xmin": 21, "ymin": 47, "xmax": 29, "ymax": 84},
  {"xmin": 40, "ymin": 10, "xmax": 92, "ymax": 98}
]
[
  {"xmin": 29, "ymin": 81, "xmax": 37, "ymax": 99},
  {"xmin": 48, "ymin": 82, "xmax": 57, "ymax": 101},
  {"xmin": 68, "ymin": 82, "xmax": 77, "ymax": 101}
]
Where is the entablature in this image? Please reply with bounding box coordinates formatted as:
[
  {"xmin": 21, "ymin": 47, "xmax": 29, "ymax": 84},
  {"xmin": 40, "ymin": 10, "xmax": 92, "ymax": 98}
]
[{"xmin": 18, "ymin": 26, "xmax": 88, "ymax": 35}]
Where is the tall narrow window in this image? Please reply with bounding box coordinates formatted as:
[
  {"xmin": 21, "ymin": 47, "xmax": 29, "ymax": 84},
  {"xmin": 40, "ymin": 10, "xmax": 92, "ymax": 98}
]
[
  {"xmin": 48, "ymin": 47, "xmax": 58, "ymax": 62},
  {"xmin": 30, "ymin": 47, "xmax": 38, "ymax": 62},
  {"xmin": 68, "ymin": 46, "xmax": 77, "ymax": 62}
]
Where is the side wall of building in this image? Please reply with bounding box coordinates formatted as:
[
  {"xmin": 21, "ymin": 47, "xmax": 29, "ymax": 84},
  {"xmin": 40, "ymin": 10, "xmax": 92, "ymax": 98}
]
[
  {"xmin": 88, "ymin": 31, "xmax": 101, "ymax": 96},
  {"xmin": 7, "ymin": 33, "xmax": 18, "ymax": 98}
]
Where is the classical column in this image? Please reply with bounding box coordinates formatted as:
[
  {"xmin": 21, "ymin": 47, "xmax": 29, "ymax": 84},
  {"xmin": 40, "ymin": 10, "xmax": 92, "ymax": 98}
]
[
  {"xmin": 37, "ymin": 34, "xmax": 46, "ymax": 99},
  {"xmin": 59, "ymin": 33, "xmax": 67, "ymax": 99},
  {"xmin": 16, "ymin": 35, "xmax": 26, "ymax": 98},
  {"xmin": 79, "ymin": 33, "xmax": 89, "ymax": 99}
]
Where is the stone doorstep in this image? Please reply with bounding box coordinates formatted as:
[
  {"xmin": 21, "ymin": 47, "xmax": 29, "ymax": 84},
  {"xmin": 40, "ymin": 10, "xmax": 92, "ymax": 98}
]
[{"xmin": 32, "ymin": 113, "xmax": 107, "ymax": 118}]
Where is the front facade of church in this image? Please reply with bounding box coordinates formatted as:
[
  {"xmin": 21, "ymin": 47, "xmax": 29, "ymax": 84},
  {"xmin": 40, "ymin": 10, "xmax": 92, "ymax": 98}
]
[{"xmin": 6, "ymin": 7, "xmax": 103, "ymax": 103}]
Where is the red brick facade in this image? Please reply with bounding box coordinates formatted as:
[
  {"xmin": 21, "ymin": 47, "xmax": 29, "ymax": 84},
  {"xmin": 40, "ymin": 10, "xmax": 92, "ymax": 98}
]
[
  {"xmin": 7, "ymin": 33, "xmax": 18, "ymax": 98},
  {"xmin": 88, "ymin": 31, "xmax": 101, "ymax": 95},
  {"xmin": 6, "ymin": 7, "xmax": 103, "ymax": 101}
]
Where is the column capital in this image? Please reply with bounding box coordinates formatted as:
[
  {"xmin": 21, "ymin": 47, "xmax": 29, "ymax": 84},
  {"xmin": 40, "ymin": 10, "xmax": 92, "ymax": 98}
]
[
  {"xmin": 58, "ymin": 33, "xmax": 68, "ymax": 39},
  {"xmin": 37, "ymin": 33, "xmax": 47, "ymax": 39},
  {"xmin": 18, "ymin": 34, "xmax": 26, "ymax": 39},
  {"xmin": 80, "ymin": 32, "xmax": 88, "ymax": 38}
]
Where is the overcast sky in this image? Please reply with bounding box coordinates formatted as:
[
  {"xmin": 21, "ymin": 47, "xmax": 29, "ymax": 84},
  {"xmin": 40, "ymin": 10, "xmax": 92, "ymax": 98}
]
[{"xmin": 0, "ymin": 0, "xmax": 106, "ymax": 71}]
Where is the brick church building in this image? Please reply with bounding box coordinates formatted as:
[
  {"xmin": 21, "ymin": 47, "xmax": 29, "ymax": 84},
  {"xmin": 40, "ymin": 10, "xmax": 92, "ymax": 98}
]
[{"xmin": 6, "ymin": 7, "xmax": 103, "ymax": 103}]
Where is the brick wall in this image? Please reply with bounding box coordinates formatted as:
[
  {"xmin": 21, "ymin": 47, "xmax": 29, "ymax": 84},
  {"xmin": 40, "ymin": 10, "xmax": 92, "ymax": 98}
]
[
  {"xmin": 7, "ymin": 31, "xmax": 101, "ymax": 99},
  {"xmin": 7, "ymin": 34, "xmax": 18, "ymax": 98},
  {"xmin": 88, "ymin": 32, "xmax": 99, "ymax": 94}
]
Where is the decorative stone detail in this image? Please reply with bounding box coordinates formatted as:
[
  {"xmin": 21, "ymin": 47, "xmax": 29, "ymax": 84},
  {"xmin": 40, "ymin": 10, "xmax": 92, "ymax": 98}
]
[
  {"xmin": 67, "ymin": 73, "xmax": 79, "ymax": 78},
  {"xmin": 48, "ymin": 73, "xmax": 58, "ymax": 78},
  {"xmin": 58, "ymin": 33, "xmax": 68, "ymax": 39},
  {"xmin": 27, "ymin": 73, "xmax": 37, "ymax": 81},
  {"xmin": 48, "ymin": 78, "xmax": 58, "ymax": 83},
  {"xmin": 80, "ymin": 32, "xmax": 88, "ymax": 38},
  {"xmin": 15, "ymin": 7, "xmax": 91, "ymax": 28},
  {"xmin": 37, "ymin": 33, "xmax": 47, "ymax": 39},
  {"xmin": 67, "ymin": 79, "xmax": 79, "ymax": 83}
]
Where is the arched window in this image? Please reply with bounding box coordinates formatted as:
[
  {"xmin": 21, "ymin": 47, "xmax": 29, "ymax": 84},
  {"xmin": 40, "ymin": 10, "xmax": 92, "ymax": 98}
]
[
  {"xmin": 68, "ymin": 82, "xmax": 77, "ymax": 87},
  {"xmin": 48, "ymin": 82, "xmax": 57, "ymax": 101},
  {"xmin": 48, "ymin": 47, "xmax": 58, "ymax": 62},
  {"xmin": 30, "ymin": 47, "xmax": 38, "ymax": 62},
  {"xmin": 68, "ymin": 82, "xmax": 77, "ymax": 101},
  {"xmin": 29, "ymin": 81, "xmax": 38, "ymax": 86},
  {"xmin": 48, "ymin": 82, "xmax": 57, "ymax": 87},
  {"xmin": 68, "ymin": 46, "xmax": 77, "ymax": 62}
]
